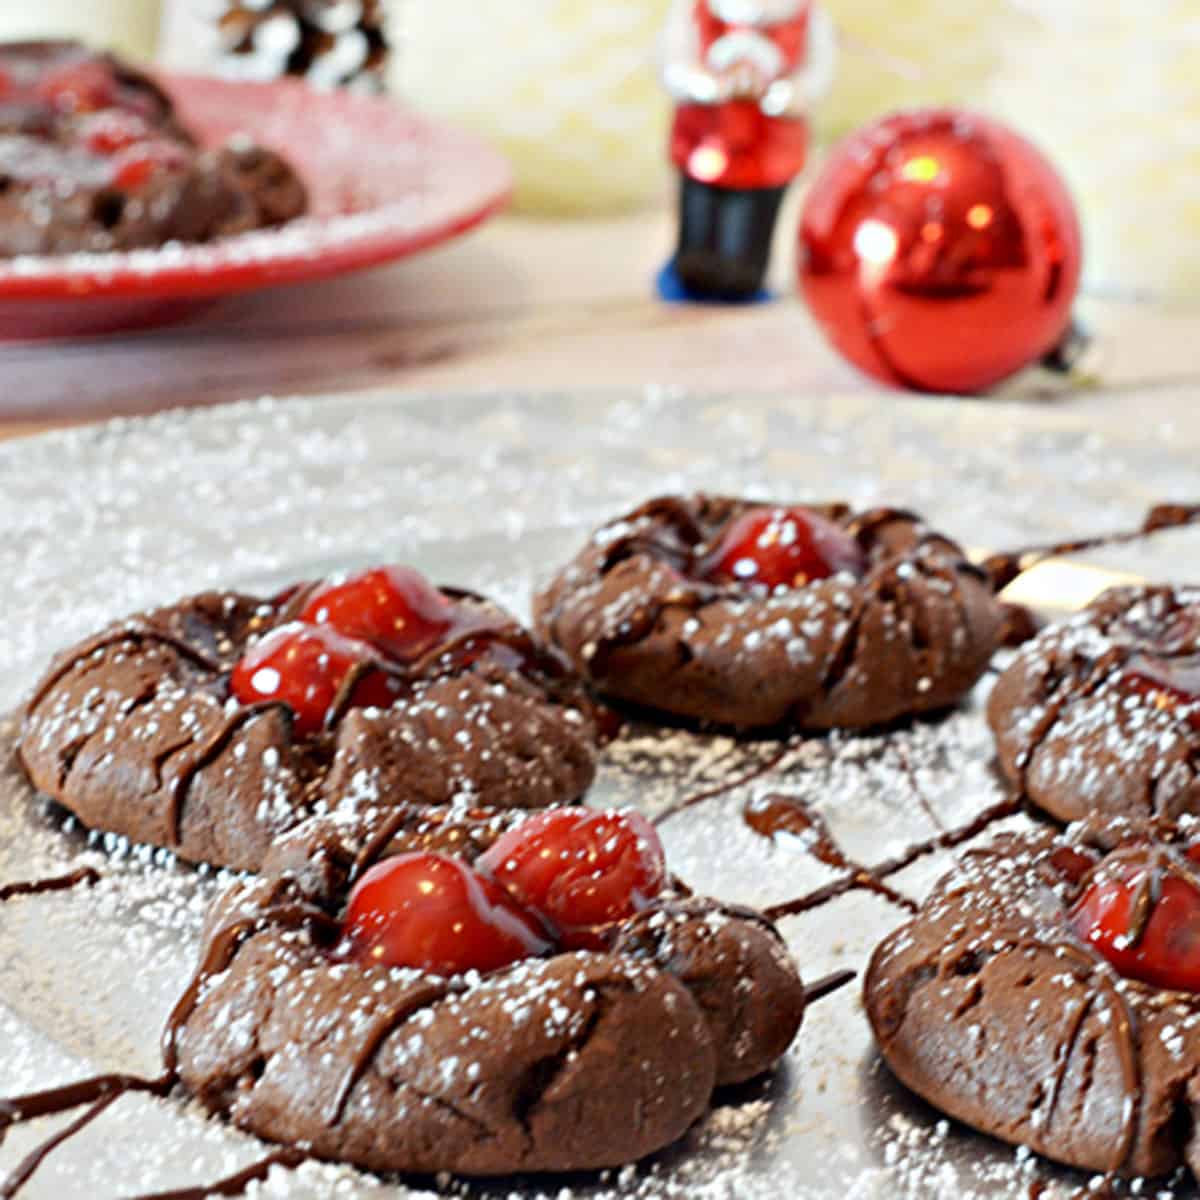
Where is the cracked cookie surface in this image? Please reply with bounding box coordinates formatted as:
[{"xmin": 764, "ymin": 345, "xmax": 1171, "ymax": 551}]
[
  {"xmin": 988, "ymin": 585, "xmax": 1200, "ymax": 823},
  {"xmin": 534, "ymin": 494, "xmax": 1004, "ymax": 731},
  {"xmin": 167, "ymin": 808, "xmax": 807, "ymax": 1175},
  {"xmin": 17, "ymin": 586, "xmax": 601, "ymax": 872},
  {"xmin": 865, "ymin": 818, "xmax": 1200, "ymax": 1180}
]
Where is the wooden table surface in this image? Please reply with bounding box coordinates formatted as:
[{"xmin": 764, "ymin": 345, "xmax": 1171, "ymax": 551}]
[{"xmin": 2, "ymin": 206, "xmax": 1198, "ymax": 443}]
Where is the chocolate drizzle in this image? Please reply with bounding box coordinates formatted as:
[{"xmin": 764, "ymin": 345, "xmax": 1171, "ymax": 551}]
[
  {"xmin": 994, "ymin": 937, "xmax": 1141, "ymax": 1175},
  {"xmin": 0, "ymin": 867, "xmax": 98, "ymax": 903},
  {"xmin": 1042, "ymin": 989, "xmax": 1096, "ymax": 1131},
  {"xmin": 745, "ymin": 794, "xmax": 919, "ymax": 914},
  {"xmin": 323, "ymin": 978, "xmax": 449, "ymax": 1127},
  {"xmin": 345, "ymin": 804, "xmax": 512, "ymax": 886},
  {"xmin": 25, "ymin": 626, "xmax": 225, "ymax": 716},
  {"xmin": 762, "ymin": 796, "xmax": 1022, "ymax": 922},
  {"xmin": 653, "ymin": 744, "xmax": 792, "ymax": 827},
  {"xmin": 166, "ymin": 701, "xmax": 285, "ymax": 846},
  {"xmin": 0, "ymin": 1093, "xmax": 118, "ymax": 1198},
  {"xmin": 162, "ymin": 901, "xmax": 340, "ymax": 1074},
  {"xmin": 597, "ymin": 495, "xmax": 711, "ymax": 575},
  {"xmin": 982, "ymin": 502, "xmax": 1200, "ymax": 593},
  {"xmin": 0, "ymin": 1072, "xmax": 174, "ymax": 1130},
  {"xmin": 802, "ymin": 969, "xmax": 857, "ymax": 1006},
  {"xmin": 0, "ymin": 1072, "xmax": 174, "ymax": 1198}
]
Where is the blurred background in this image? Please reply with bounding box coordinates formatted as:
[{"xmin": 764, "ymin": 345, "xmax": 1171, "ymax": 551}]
[{"xmin": 5, "ymin": 1, "xmax": 1196, "ymax": 304}]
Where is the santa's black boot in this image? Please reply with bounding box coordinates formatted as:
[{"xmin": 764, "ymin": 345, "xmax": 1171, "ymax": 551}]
[{"xmin": 673, "ymin": 176, "xmax": 785, "ymax": 300}]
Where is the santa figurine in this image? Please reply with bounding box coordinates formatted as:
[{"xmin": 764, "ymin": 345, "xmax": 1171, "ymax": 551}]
[{"xmin": 660, "ymin": 0, "xmax": 835, "ymax": 300}]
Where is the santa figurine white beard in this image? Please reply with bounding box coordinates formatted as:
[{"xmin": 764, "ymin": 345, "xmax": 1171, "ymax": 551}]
[{"xmin": 660, "ymin": 0, "xmax": 835, "ymax": 300}]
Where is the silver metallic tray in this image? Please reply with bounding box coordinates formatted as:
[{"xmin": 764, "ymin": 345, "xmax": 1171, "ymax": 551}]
[{"xmin": 2, "ymin": 389, "xmax": 1197, "ymax": 1199}]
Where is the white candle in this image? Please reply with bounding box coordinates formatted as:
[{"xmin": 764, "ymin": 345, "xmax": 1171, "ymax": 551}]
[{"xmin": 0, "ymin": 1, "xmax": 162, "ymax": 60}]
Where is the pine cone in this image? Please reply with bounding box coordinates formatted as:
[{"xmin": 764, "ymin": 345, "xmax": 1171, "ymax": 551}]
[{"xmin": 214, "ymin": 0, "xmax": 390, "ymax": 91}]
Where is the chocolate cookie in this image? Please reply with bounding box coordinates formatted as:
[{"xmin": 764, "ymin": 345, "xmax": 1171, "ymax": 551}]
[
  {"xmin": 865, "ymin": 817, "xmax": 1200, "ymax": 1179},
  {"xmin": 0, "ymin": 41, "xmax": 307, "ymax": 256},
  {"xmin": 18, "ymin": 570, "xmax": 601, "ymax": 872},
  {"xmin": 989, "ymin": 585, "xmax": 1200, "ymax": 824},
  {"xmin": 165, "ymin": 807, "xmax": 808, "ymax": 1175},
  {"xmin": 534, "ymin": 495, "xmax": 1004, "ymax": 730},
  {"xmin": 0, "ymin": 41, "xmax": 183, "ymax": 140}
]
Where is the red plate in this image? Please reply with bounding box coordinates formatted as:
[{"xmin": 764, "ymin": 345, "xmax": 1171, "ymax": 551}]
[{"xmin": 0, "ymin": 74, "xmax": 512, "ymax": 340}]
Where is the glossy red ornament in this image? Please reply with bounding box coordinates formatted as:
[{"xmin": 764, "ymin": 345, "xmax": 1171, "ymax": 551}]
[
  {"xmin": 300, "ymin": 565, "xmax": 456, "ymax": 664},
  {"xmin": 478, "ymin": 808, "xmax": 667, "ymax": 949},
  {"xmin": 1070, "ymin": 847, "xmax": 1200, "ymax": 993},
  {"xmin": 701, "ymin": 505, "xmax": 865, "ymax": 590},
  {"xmin": 230, "ymin": 621, "xmax": 399, "ymax": 737},
  {"xmin": 342, "ymin": 852, "xmax": 551, "ymax": 976},
  {"xmin": 800, "ymin": 109, "xmax": 1082, "ymax": 394}
]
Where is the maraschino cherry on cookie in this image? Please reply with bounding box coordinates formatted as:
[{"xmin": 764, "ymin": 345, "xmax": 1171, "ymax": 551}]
[
  {"xmin": 1071, "ymin": 841, "xmax": 1200, "ymax": 993},
  {"xmin": 231, "ymin": 564, "xmax": 527, "ymax": 738},
  {"xmin": 157, "ymin": 802, "xmax": 811, "ymax": 1177},
  {"xmin": 299, "ymin": 565, "xmax": 459, "ymax": 662},
  {"xmin": 231, "ymin": 622, "xmax": 402, "ymax": 737},
  {"xmin": 478, "ymin": 808, "xmax": 667, "ymax": 949},
  {"xmin": 536, "ymin": 494, "xmax": 1003, "ymax": 730},
  {"xmin": 340, "ymin": 809, "xmax": 669, "ymax": 974},
  {"xmin": 20, "ymin": 563, "xmax": 603, "ymax": 871},
  {"xmin": 700, "ymin": 504, "xmax": 866, "ymax": 591},
  {"xmin": 1119, "ymin": 652, "xmax": 1200, "ymax": 732},
  {"xmin": 341, "ymin": 851, "xmax": 553, "ymax": 976}
]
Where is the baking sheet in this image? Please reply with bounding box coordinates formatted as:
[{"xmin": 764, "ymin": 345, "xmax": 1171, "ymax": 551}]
[{"xmin": 2, "ymin": 388, "xmax": 1199, "ymax": 1199}]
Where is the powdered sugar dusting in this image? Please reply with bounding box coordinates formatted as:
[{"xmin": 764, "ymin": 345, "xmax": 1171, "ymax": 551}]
[{"xmin": 3, "ymin": 389, "xmax": 1200, "ymax": 1197}]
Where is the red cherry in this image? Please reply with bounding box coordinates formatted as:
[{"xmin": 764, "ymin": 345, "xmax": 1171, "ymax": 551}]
[
  {"xmin": 230, "ymin": 622, "xmax": 400, "ymax": 737},
  {"xmin": 300, "ymin": 566, "xmax": 457, "ymax": 663},
  {"xmin": 112, "ymin": 142, "xmax": 187, "ymax": 191},
  {"xmin": 37, "ymin": 61, "xmax": 117, "ymax": 114},
  {"xmin": 478, "ymin": 809, "xmax": 667, "ymax": 949},
  {"xmin": 1047, "ymin": 844, "xmax": 1099, "ymax": 886},
  {"xmin": 701, "ymin": 506, "xmax": 866, "ymax": 591},
  {"xmin": 1070, "ymin": 849, "xmax": 1200, "ymax": 992},
  {"xmin": 342, "ymin": 852, "xmax": 551, "ymax": 975},
  {"xmin": 1121, "ymin": 653, "xmax": 1200, "ymax": 731},
  {"xmin": 81, "ymin": 111, "xmax": 153, "ymax": 156}
]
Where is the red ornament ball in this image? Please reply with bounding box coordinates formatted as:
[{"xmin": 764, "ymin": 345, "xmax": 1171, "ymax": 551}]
[{"xmin": 799, "ymin": 109, "xmax": 1082, "ymax": 394}]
